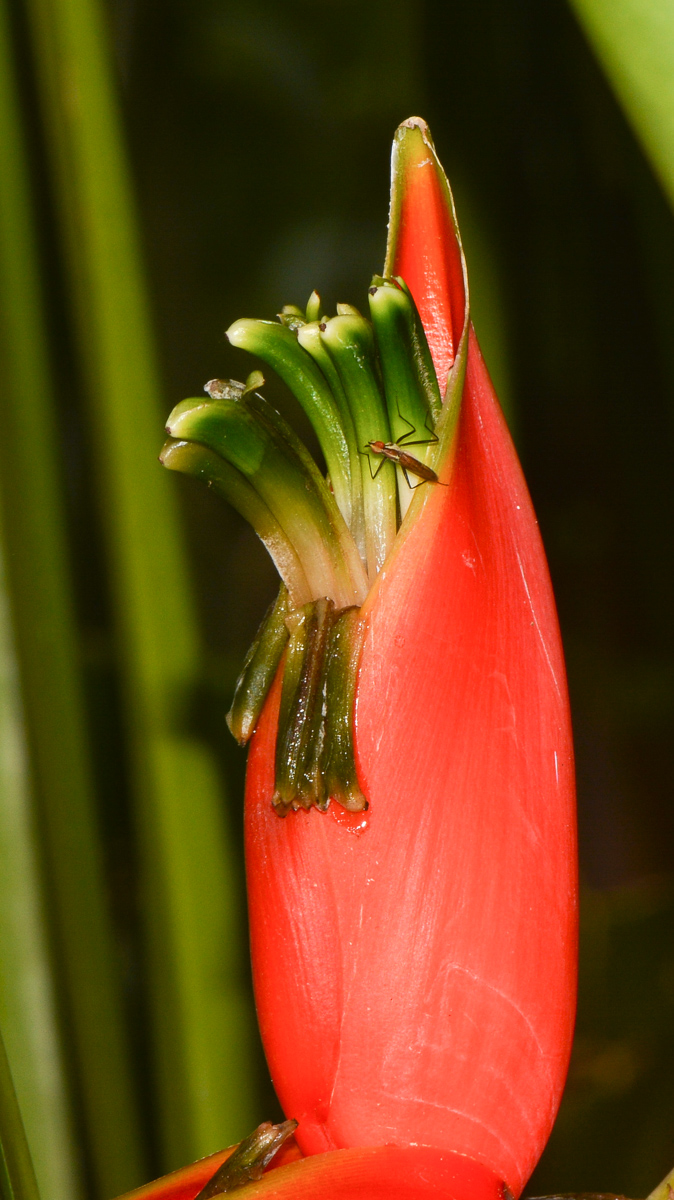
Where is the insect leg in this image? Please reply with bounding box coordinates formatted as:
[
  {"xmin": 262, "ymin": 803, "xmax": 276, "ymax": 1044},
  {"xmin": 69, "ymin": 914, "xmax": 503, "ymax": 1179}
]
[
  {"xmin": 358, "ymin": 446, "xmax": 387, "ymax": 482},
  {"xmin": 401, "ymin": 465, "xmax": 428, "ymax": 491},
  {"xmin": 397, "ymin": 407, "xmax": 439, "ymax": 448},
  {"xmin": 393, "ymin": 409, "xmax": 417, "ymax": 446}
]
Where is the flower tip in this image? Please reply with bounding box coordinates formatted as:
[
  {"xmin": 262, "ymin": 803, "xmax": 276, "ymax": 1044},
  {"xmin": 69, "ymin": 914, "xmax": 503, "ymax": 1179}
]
[
  {"xmin": 386, "ymin": 116, "xmax": 467, "ymax": 390},
  {"xmin": 392, "ymin": 115, "xmax": 438, "ymax": 165},
  {"xmin": 398, "ymin": 114, "xmax": 433, "ymax": 142},
  {"xmin": 306, "ymin": 290, "xmax": 322, "ymax": 322},
  {"xmin": 226, "ymin": 317, "xmax": 257, "ymax": 346},
  {"xmin": 159, "ymin": 437, "xmax": 176, "ymax": 464},
  {"xmin": 165, "ymin": 397, "xmax": 205, "ymax": 435}
]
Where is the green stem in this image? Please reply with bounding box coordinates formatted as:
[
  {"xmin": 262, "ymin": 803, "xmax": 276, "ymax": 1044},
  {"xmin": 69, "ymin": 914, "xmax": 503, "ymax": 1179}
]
[
  {"xmin": 249, "ymin": 393, "xmax": 369, "ymax": 601},
  {"xmin": 368, "ymin": 276, "xmax": 439, "ymax": 516},
  {"xmin": 226, "ymin": 319, "xmax": 352, "ymax": 527},
  {"xmin": 160, "ymin": 440, "xmax": 312, "ymax": 606},
  {"xmin": 297, "ymin": 321, "xmax": 366, "ymax": 563},
  {"xmin": 319, "ymin": 315, "xmax": 397, "ymax": 578},
  {"xmin": 167, "ymin": 395, "xmax": 367, "ymax": 608}
]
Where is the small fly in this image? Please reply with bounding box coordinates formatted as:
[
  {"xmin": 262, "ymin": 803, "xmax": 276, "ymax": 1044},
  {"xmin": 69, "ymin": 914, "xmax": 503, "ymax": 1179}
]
[{"xmin": 366, "ymin": 440, "xmax": 444, "ymax": 490}]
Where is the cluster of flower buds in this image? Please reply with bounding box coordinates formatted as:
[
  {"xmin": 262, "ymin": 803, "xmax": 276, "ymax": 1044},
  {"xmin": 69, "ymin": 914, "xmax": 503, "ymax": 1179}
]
[{"xmin": 162, "ymin": 253, "xmax": 460, "ymax": 815}]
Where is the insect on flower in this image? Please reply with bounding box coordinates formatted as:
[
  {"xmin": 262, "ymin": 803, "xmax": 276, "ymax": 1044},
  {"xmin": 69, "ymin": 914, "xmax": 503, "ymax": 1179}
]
[{"xmin": 364, "ymin": 439, "xmax": 445, "ymax": 489}]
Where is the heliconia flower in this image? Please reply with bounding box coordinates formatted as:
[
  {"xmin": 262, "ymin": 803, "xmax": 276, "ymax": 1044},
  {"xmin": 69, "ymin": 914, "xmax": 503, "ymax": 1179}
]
[{"xmin": 243, "ymin": 118, "xmax": 577, "ymax": 1197}]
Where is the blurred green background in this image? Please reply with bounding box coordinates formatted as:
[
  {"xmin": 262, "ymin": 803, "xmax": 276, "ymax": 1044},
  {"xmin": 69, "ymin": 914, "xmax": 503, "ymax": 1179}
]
[{"xmin": 1, "ymin": 0, "xmax": 674, "ymax": 1197}]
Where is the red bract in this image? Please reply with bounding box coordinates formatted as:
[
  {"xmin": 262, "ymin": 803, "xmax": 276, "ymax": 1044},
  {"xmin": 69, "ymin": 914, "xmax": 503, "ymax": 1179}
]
[
  {"xmin": 113, "ymin": 1141, "xmax": 303, "ymax": 1200},
  {"xmin": 118, "ymin": 1145, "xmax": 505, "ymax": 1200},
  {"xmin": 245, "ymin": 118, "xmax": 577, "ymax": 1197},
  {"xmin": 114, "ymin": 1149, "xmax": 237, "ymax": 1200},
  {"xmin": 209, "ymin": 1146, "xmax": 504, "ymax": 1200}
]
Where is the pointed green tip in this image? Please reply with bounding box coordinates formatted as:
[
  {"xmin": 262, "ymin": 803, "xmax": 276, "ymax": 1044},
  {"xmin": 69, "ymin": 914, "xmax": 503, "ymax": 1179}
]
[
  {"xmin": 165, "ymin": 397, "xmax": 210, "ymax": 433},
  {"xmin": 243, "ymin": 370, "xmax": 265, "ymax": 395},
  {"xmin": 306, "ymin": 290, "xmax": 321, "ymax": 322},
  {"xmin": 394, "ymin": 115, "xmax": 437, "ymax": 157}
]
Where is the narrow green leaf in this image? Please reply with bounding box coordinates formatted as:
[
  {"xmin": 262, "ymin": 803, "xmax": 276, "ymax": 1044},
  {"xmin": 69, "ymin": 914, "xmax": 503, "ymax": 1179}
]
[
  {"xmin": 23, "ymin": 0, "xmax": 260, "ymax": 1169},
  {"xmin": 569, "ymin": 0, "xmax": 674, "ymax": 209},
  {"xmin": 0, "ymin": 1025, "xmax": 40, "ymax": 1200},
  {"xmin": 0, "ymin": 541, "xmax": 82, "ymax": 1200},
  {"xmin": 0, "ymin": 1, "xmax": 142, "ymax": 1192}
]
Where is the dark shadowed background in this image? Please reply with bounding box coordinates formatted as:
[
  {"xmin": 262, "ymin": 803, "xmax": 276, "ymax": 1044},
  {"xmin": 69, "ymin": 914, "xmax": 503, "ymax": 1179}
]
[{"xmin": 3, "ymin": 0, "xmax": 674, "ymax": 1196}]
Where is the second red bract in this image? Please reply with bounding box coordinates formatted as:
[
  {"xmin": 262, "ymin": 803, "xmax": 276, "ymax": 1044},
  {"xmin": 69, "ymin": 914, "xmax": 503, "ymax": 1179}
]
[{"xmin": 245, "ymin": 118, "xmax": 577, "ymax": 1199}]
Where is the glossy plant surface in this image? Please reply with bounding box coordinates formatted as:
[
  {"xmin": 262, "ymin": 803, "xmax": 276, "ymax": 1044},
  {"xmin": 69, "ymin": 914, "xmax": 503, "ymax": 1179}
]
[
  {"xmin": 116, "ymin": 1144, "xmax": 504, "ymax": 1200},
  {"xmin": 245, "ymin": 120, "xmax": 577, "ymax": 1197}
]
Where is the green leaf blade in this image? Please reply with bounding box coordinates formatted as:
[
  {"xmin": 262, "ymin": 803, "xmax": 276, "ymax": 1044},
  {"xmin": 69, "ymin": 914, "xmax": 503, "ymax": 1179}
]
[{"xmin": 570, "ymin": 0, "xmax": 674, "ymax": 209}]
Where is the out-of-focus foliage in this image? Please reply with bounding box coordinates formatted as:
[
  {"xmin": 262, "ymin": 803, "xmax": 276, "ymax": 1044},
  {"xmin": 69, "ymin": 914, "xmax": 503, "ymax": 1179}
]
[
  {"xmin": 0, "ymin": 0, "xmax": 673, "ymax": 1196},
  {"xmin": 24, "ymin": 0, "xmax": 259, "ymax": 1170},
  {"xmin": 532, "ymin": 882, "xmax": 674, "ymax": 1196},
  {"xmin": 569, "ymin": 0, "xmax": 674, "ymax": 209},
  {"xmin": 0, "ymin": 0, "xmax": 149, "ymax": 1183}
]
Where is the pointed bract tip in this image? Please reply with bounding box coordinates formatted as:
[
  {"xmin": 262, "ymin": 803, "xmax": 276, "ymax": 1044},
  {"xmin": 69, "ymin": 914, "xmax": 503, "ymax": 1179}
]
[
  {"xmin": 385, "ymin": 114, "xmax": 468, "ymax": 389},
  {"xmin": 395, "ymin": 116, "xmax": 437, "ymax": 152},
  {"xmin": 400, "ymin": 115, "xmax": 430, "ymax": 134}
]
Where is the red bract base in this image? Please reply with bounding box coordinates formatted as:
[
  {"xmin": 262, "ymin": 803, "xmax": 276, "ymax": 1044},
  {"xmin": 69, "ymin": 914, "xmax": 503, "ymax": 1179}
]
[
  {"xmin": 245, "ymin": 328, "xmax": 577, "ymax": 1198},
  {"xmin": 220, "ymin": 1146, "xmax": 505, "ymax": 1200},
  {"xmin": 113, "ymin": 1143, "xmax": 304, "ymax": 1200}
]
